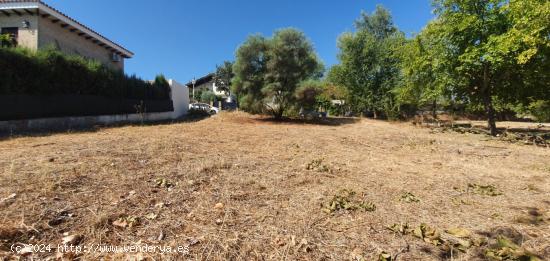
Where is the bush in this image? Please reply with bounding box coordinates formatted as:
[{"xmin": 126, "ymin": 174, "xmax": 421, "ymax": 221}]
[
  {"xmin": 200, "ymin": 90, "xmax": 217, "ymax": 103},
  {"xmin": 528, "ymin": 100, "xmax": 550, "ymax": 123},
  {"xmin": 0, "ymin": 46, "xmax": 170, "ymax": 100},
  {"xmin": 295, "ymin": 80, "xmax": 324, "ymax": 110},
  {"xmin": 152, "ymin": 74, "xmax": 171, "ymax": 100}
]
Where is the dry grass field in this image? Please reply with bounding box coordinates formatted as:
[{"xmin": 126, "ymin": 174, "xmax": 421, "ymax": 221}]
[{"xmin": 1, "ymin": 112, "xmax": 549, "ymax": 260}]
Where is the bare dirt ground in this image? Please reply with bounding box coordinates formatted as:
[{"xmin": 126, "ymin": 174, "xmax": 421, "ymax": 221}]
[{"xmin": 1, "ymin": 112, "xmax": 549, "ymax": 260}]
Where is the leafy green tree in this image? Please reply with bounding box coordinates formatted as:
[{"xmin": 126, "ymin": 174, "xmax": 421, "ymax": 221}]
[
  {"xmin": 263, "ymin": 29, "xmax": 323, "ymax": 118},
  {"xmin": 426, "ymin": 0, "xmax": 550, "ymax": 135},
  {"xmin": 232, "ymin": 35, "xmax": 269, "ymax": 114},
  {"xmin": 232, "ymin": 28, "xmax": 323, "ymax": 119},
  {"xmin": 200, "ymin": 90, "xmax": 218, "ymax": 103},
  {"xmin": 492, "ymin": 0, "xmax": 550, "ymax": 108},
  {"xmin": 332, "ymin": 5, "xmax": 406, "ymax": 118},
  {"xmin": 295, "ymin": 80, "xmax": 324, "ymax": 110},
  {"xmin": 295, "ymin": 80, "xmax": 350, "ymax": 115},
  {"xmin": 355, "ymin": 5, "xmax": 397, "ymax": 39},
  {"xmin": 213, "ymin": 61, "xmax": 234, "ymax": 95},
  {"xmin": 527, "ymin": 100, "xmax": 550, "ymax": 123},
  {"xmin": 396, "ymin": 22, "xmax": 452, "ymax": 119},
  {"xmin": 152, "ymin": 74, "xmax": 171, "ymax": 100}
]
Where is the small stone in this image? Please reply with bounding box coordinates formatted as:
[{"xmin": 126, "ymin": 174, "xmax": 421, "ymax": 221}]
[
  {"xmin": 145, "ymin": 213, "xmax": 158, "ymax": 220},
  {"xmin": 157, "ymin": 231, "xmax": 165, "ymax": 241},
  {"xmin": 62, "ymin": 234, "xmax": 82, "ymax": 245},
  {"xmin": 1, "ymin": 193, "xmax": 16, "ymax": 202},
  {"xmin": 48, "ymin": 217, "xmax": 65, "ymax": 226},
  {"xmin": 215, "ymin": 219, "xmax": 223, "ymax": 225},
  {"xmin": 214, "ymin": 203, "xmax": 224, "ymax": 209},
  {"xmin": 113, "ymin": 219, "xmax": 128, "ymax": 228},
  {"xmin": 188, "ymin": 237, "xmax": 200, "ymax": 246}
]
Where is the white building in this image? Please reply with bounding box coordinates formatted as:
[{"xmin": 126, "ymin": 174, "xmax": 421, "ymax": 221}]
[{"xmin": 186, "ymin": 73, "xmax": 228, "ymax": 98}]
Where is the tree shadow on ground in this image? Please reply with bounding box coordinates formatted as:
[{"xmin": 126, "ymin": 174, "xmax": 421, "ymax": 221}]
[{"xmin": 254, "ymin": 117, "xmax": 361, "ymax": 126}]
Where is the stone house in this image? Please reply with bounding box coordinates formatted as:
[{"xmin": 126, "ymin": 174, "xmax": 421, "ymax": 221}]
[{"xmin": 0, "ymin": 0, "xmax": 132, "ymax": 70}]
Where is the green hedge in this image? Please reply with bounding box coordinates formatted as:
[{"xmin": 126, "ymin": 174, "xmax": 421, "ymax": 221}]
[{"xmin": 0, "ymin": 47, "xmax": 170, "ymax": 100}]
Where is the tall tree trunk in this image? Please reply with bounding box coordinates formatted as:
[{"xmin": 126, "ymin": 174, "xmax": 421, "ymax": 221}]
[
  {"xmin": 274, "ymin": 111, "xmax": 283, "ymax": 120},
  {"xmin": 432, "ymin": 100, "xmax": 437, "ymax": 120},
  {"xmin": 273, "ymin": 95, "xmax": 285, "ymax": 120},
  {"xmin": 482, "ymin": 64, "xmax": 497, "ymax": 136}
]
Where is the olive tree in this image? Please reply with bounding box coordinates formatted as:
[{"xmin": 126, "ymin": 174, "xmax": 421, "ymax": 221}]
[{"xmin": 232, "ymin": 28, "xmax": 323, "ymax": 119}]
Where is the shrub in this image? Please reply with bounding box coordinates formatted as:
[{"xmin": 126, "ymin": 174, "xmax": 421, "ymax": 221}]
[
  {"xmin": 0, "ymin": 46, "xmax": 170, "ymax": 100},
  {"xmin": 152, "ymin": 74, "xmax": 171, "ymax": 100},
  {"xmin": 295, "ymin": 80, "xmax": 324, "ymax": 110},
  {"xmin": 528, "ymin": 100, "xmax": 550, "ymax": 123},
  {"xmin": 200, "ymin": 90, "xmax": 217, "ymax": 103}
]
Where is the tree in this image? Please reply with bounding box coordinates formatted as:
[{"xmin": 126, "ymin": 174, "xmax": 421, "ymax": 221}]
[
  {"xmin": 426, "ymin": 0, "xmax": 550, "ymax": 135},
  {"xmin": 491, "ymin": 0, "xmax": 550, "ymax": 119},
  {"xmin": 232, "ymin": 28, "xmax": 323, "ymax": 119},
  {"xmin": 355, "ymin": 5, "xmax": 397, "ymax": 39},
  {"xmin": 396, "ymin": 22, "xmax": 452, "ymax": 119},
  {"xmin": 331, "ymin": 5, "xmax": 406, "ymax": 118},
  {"xmin": 295, "ymin": 80, "xmax": 350, "ymax": 115},
  {"xmin": 200, "ymin": 90, "xmax": 218, "ymax": 103},
  {"xmin": 295, "ymin": 80, "xmax": 324, "ymax": 110},
  {"xmin": 213, "ymin": 61, "xmax": 234, "ymax": 95},
  {"xmin": 232, "ymin": 35, "xmax": 269, "ymax": 114},
  {"xmin": 152, "ymin": 74, "xmax": 171, "ymax": 100}
]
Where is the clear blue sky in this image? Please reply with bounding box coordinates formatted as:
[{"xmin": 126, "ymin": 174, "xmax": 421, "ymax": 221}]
[{"xmin": 45, "ymin": 0, "xmax": 434, "ymax": 83}]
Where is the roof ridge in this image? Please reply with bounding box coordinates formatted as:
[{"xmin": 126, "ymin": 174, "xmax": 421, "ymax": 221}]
[{"xmin": 0, "ymin": 0, "xmax": 133, "ymax": 57}]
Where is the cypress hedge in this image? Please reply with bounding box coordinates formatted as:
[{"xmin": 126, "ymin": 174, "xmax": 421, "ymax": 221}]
[{"xmin": 0, "ymin": 46, "xmax": 170, "ymax": 100}]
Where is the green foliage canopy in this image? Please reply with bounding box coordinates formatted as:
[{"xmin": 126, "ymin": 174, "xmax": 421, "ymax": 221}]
[
  {"xmin": 295, "ymin": 80, "xmax": 325, "ymax": 110},
  {"xmin": 214, "ymin": 61, "xmax": 234, "ymax": 95},
  {"xmin": 232, "ymin": 28, "xmax": 323, "ymax": 118},
  {"xmin": 424, "ymin": 0, "xmax": 550, "ymax": 134},
  {"xmin": 330, "ymin": 5, "xmax": 406, "ymax": 119}
]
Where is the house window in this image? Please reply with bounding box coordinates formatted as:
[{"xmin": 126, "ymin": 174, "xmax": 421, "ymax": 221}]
[{"xmin": 1, "ymin": 27, "xmax": 18, "ymax": 47}]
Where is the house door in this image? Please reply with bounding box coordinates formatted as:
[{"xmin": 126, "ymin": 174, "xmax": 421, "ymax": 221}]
[{"xmin": 1, "ymin": 27, "xmax": 18, "ymax": 47}]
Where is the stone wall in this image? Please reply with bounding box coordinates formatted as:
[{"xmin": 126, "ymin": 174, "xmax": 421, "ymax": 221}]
[
  {"xmin": 0, "ymin": 13, "xmax": 125, "ymax": 70},
  {"xmin": 0, "ymin": 14, "xmax": 38, "ymax": 49},
  {"xmin": 37, "ymin": 16, "xmax": 123, "ymax": 70}
]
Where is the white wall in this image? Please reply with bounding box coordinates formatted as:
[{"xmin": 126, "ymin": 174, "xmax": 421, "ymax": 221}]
[
  {"xmin": 169, "ymin": 79, "xmax": 189, "ymax": 119},
  {"xmin": 193, "ymin": 80, "xmax": 227, "ymax": 97}
]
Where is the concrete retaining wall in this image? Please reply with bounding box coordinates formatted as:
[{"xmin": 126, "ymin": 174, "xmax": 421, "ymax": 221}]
[{"xmin": 0, "ymin": 79, "xmax": 190, "ymax": 134}]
